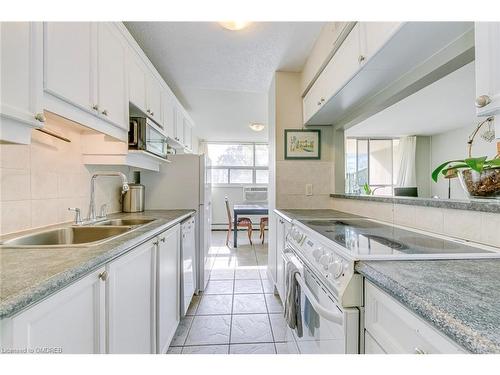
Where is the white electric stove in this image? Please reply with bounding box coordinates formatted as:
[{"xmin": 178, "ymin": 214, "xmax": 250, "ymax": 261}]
[{"xmin": 282, "ymin": 212, "xmax": 500, "ymax": 354}]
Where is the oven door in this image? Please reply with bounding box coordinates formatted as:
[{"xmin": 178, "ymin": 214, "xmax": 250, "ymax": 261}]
[
  {"xmin": 283, "ymin": 248, "xmax": 359, "ymax": 354},
  {"xmin": 145, "ymin": 120, "xmax": 168, "ymax": 158}
]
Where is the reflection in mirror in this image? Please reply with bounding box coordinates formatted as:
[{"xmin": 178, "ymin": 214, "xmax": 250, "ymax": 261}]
[{"xmin": 343, "ymin": 61, "xmax": 498, "ymax": 200}]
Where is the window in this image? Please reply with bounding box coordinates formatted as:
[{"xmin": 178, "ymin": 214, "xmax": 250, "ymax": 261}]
[
  {"xmin": 345, "ymin": 138, "xmax": 400, "ymax": 196},
  {"xmin": 207, "ymin": 143, "xmax": 269, "ymax": 185}
]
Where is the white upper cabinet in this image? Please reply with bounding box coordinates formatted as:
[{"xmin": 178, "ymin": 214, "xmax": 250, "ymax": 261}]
[
  {"xmin": 43, "ymin": 22, "xmax": 128, "ymax": 140},
  {"xmin": 44, "ymin": 22, "xmax": 93, "ymax": 114},
  {"xmin": 2, "ymin": 21, "xmax": 196, "ymax": 147},
  {"xmin": 161, "ymin": 89, "xmax": 176, "ymax": 138},
  {"xmin": 303, "ymin": 22, "xmax": 473, "ymax": 126},
  {"xmin": 97, "ymin": 23, "xmax": 128, "ymax": 129},
  {"xmin": 146, "ymin": 74, "xmax": 162, "ymax": 125},
  {"xmin": 10, "ymin": 267, "xmax": 106, "ymax": 354},
  {"xmin": 303, "ymin": 23, "xmax": 361, "ymax": 124},
  {"xmin": 0, "ymin": 22, "xmax": 43, "ymax": 144},
  {"xmin": 174, "ymin": 106, "xmax": 185, "ymax": 145},
  {"xmin": 107, "ymin": 238, "xmax": 156, "ymax": 354},
  {"xmin": 183, "ymin": 118, "xmax": 193, "ymax": 151},
  {"xmin": 127, "ymin": 47, "xmax": 164, "ymax": 129},
  {"xmin": 474, "ymin": 22, "xmax": 500, "ymax": 116},
  {"xmin": 358, "ymin": 22, "xmax": 401, "ymax": 64},
  {"xmin": 128, "ymin": 52, "xmax": 147, "ymax": 111}
]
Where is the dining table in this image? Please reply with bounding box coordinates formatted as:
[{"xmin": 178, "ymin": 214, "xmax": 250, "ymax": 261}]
[{"xmin": 233, "ymin": 203, "xmax": 269, "ymax": 248}]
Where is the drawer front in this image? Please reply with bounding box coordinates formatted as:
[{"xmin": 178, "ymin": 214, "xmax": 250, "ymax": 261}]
[{"xmin": 364, "ymin": 281, "xmax": 465, "ymax": 354}]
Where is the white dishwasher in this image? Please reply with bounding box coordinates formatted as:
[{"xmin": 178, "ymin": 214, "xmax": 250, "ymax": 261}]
[{"xmin": 180, "ymin": 216, "xmax": 196, "ymax": 316}]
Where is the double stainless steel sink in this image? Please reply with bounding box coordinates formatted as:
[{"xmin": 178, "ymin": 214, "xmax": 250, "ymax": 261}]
[{"xmin": 1, "ymin": 218, "xmax": 156, "ymax": 248}]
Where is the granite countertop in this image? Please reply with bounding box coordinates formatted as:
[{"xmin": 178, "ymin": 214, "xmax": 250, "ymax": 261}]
[
  {"xmin": 330, "ymin": 193, "xmax": 500, "ymax": 213},
  {"xmin": 356, "ymin": 260, "xmax": 500, "ymax": 354},
  {"xmin": 0, "ymin": 209, "xmax": 194, "ymax": 319}
]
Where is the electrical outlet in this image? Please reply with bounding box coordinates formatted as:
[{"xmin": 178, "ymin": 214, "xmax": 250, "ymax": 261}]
[{"xmin": 306, "ymin": 184, "xmax": 313, "ymax": 196}]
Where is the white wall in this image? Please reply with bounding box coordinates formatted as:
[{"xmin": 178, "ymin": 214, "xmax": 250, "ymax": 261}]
[
  {"xmin": 415, "ymin": 136, "xmax": 431, "ymax": 198},
  {"xmin": 0, "ymin": 114, "xmax": 129, "ymax": 235},
  {"xmin": 430, "ymin": 124, "xmax": 497, "ymax": 200},
  {"xmin": 272, "ymin": 71, "xmax": 335, "ymax": 209}
]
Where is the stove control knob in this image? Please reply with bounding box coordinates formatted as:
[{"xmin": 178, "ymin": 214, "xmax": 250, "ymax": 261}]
[
  {"xmin": 319, "ymin": 254, "xmax": 331, "ymax": 270},
  {"xmin": 312, "ymin": 247, "xmax": 323, "ymax": 261},
  {"xmin": 328, "ymin": 259, "xmax": 343, "ymax": 279}
]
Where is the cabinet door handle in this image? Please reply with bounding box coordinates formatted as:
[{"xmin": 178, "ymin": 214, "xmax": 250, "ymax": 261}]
[
  {"xmin": 150, "ymin": 112, "xmax": 154, "ymax": 116},
  {"xmin": 92, "ymin": 104, "xmax": 99, "ymax": 111},
  {"xmin": 99, "ymin": 271, "xmax": 108, "ymax": 281},
  {"xmin": 101, "ymin": 109, "xmax": 108, "ymax": 116},
  {"xmin": 34, "ymin": 113, "xmax": 46, "ymax": 123},
  {"xmin": 160, "ymin": 237, "xmax": 166, "ymax": 243},
  {"xmin": 153, "ymin": 240, "xmax": 159, "ymax": 246},
  {"xmin": 414, "ymin": 347, "xmax": 426, "ymax": 354},
  {"xmin": 475, "ymin": 95, "xmax": 492, "ymax": 108},
  {"xmin": 358, "ymin": 55, "xmax": 365, "ymax": 64}
]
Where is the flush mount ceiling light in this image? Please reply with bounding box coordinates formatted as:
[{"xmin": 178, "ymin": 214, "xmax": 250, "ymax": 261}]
[
  {"xmin": 249, "ymin": 123, "xmax": 265, "ymax": 132},
  {"xmin": 219, "ymin": 21, "xmax": 251, "ymax": 31}
]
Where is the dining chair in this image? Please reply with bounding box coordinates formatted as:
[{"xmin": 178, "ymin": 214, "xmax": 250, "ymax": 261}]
[
  {"xmin": 259, "ymin": 217, "xmax": 268, "ymax": 244},
  {"xmin": 225, "ymin": 197, "xmax": 253, "ymax": 246}
]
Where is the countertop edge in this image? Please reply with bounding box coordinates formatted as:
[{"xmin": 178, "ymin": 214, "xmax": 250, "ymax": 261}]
[
  {"xmin": 330, "ymin": 193, "xmax": 500, "ymax": 214},
  {"xmin": 0, "ymin": 210, "xmax": 194, "ymax": 319},
  {"xmin": 356, "ymin": 261, "xmax": 499, "ymax": 354}
]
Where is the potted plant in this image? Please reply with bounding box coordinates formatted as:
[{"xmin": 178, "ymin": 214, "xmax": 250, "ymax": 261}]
[{"xmin": 432, "ymin": 156, "xmax": 500, "ymax": 199}]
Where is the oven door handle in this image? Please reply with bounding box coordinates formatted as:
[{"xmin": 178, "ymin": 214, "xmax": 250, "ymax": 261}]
[{"xmin": 294, "ymin": 273, "xmax": 344, "ymax": 325}]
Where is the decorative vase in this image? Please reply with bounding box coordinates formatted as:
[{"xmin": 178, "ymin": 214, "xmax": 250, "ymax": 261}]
[{"xmin": 458, "ymin": 168, "xmax": 500, "ymax": 199}]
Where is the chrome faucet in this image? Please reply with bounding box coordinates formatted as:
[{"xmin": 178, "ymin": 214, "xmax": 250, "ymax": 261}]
[{"xmin": 87, "ymin": 172, "xmax": 129, "ymax": 223}]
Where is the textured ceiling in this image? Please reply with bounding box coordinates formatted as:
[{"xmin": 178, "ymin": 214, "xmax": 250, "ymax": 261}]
[
  {"xmin": 125, "ymin": 22, "xmax": 323, "ymax": 94},
  {"xmin": 347, "ymin": 62, "xmax": 476, "ymax": 137},
  {"xmin": 124, "ymin": 22, "xmax": 324, "ymax": 141}
]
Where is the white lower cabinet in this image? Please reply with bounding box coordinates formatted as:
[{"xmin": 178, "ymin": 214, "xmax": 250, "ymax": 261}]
[
  {"xmin": 10, "ymin": 268, "xmax": 106, "ymax": 354},
  {"xmin": 271, "ymin": 211, "xmax": 290, "ymax": 302},
  {"xmin": 364, "ymin": 280, "xmax": 466, "ymax": 354},
  {"xmin": 106, "ymin": 238, "xmax": 156, "ymax": 354},
  {"xmin": 267, "ymin": 213, "xmax": 278, "ymax": 285},
  {"xmin": 2, "ymin": 224, "xmax": 182, "ymax": 354},
  {"xmin": 156, "ymin": 225, "xmax": 180, "ymax": 354}
]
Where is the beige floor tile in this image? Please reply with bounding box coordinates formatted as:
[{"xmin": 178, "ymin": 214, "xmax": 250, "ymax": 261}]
[{"xmin": 197, "ymin": 295, "xmax": 233, "ymax": 315}]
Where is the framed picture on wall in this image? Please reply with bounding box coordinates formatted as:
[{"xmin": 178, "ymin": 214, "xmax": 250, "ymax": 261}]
[{"xmin": 284, "ymin": 129, "xmax": 321, "ymax": 160}]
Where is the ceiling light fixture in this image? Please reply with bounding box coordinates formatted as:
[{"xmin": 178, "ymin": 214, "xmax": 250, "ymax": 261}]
[
  {"xmin": 219, "ymin": 21, "xmax": 251, "ymax": 31},
  {"xmin": 249, "ymin": 123, "xmax": 265, "ymax": 132}
]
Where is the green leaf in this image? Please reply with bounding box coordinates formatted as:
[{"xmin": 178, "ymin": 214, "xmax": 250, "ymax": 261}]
[
  {"xmin": 464, "ymin": 156, "xmax": 487, "ymax": 173},
  {"xmin": 431, "ymin": 160, "xmax": 462, "ymax": 182},
  {"xmin": 485, "ymin": 158, "xmax": 500, "ymax": 168}
]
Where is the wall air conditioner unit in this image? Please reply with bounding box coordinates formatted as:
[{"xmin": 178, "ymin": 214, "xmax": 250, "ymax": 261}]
[{"xmin": 243, "ymin": 186, "xmax": 268, "ymax": 202}]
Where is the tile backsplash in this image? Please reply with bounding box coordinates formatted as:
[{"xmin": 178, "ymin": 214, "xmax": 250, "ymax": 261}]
[
  {"xmin": 0, "ymin": 115, "xmax": 130, "ymax": 235},
  {"xmin": 330, "ymin": 198, "xmax": 500, "ymax": 248}
]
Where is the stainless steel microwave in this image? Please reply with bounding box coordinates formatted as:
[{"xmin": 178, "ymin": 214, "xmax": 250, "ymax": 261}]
[{"xmin": 129, "ymin": 117, "xmax": 168, "ymax": 159}]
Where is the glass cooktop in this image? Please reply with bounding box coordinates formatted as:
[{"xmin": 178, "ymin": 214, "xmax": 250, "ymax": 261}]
[{"xmin": 300, "ymin": 219, "xmax": 495, "ymax": 256}]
